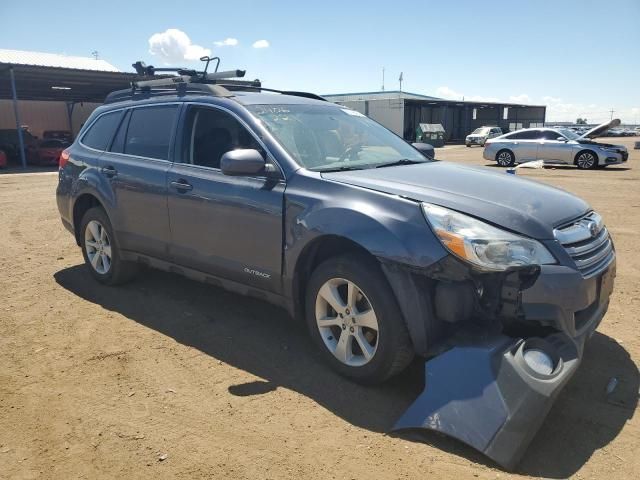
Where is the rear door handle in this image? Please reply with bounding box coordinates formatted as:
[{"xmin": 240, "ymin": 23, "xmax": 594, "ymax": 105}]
[
  {"xmin": 170, "ymin": 180, "xmax": 193, "ymax": 192},
  {"xmin": 100, "ymin": 166, "xmax": 117, "ymax": 177}
]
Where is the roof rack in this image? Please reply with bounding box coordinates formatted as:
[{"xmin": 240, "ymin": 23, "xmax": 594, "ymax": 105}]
[{"xmin": 104, "ymin": 56, "xmax": 325, "ymax": 104}]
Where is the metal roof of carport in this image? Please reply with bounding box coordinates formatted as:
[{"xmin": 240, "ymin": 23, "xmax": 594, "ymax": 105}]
[
  {"xmin": 0, "ymin": 49, "xmax": 139, "ymax": 102},
  {"xmin": 0, "ymin": 49, "xmax": 143, "ymax": 167}
]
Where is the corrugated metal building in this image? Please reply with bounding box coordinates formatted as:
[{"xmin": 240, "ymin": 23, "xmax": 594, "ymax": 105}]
[
  {"xmin": 323, "ymin": 91, "xmax": 546, "ymax": 143},
  {"xmin": 0, "ymin": 99, "xmax": 100, "ymax": 138}
]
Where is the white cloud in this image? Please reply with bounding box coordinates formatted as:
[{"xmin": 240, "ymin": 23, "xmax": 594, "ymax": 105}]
[
  {"xmin": 435, "ymin": 86, "xmax": 499, "ymax": 103},
  {"xmin": 509, "ymin": 94, "xmax": 531, "ymax": 104},
  {"xmin": 252, "ymin": 39, "xmax": 270, "ymax": 49},
  {"xmin": 435, "ymin": 86, "xmax": 463, "ymax": 100},
  {"xmin": 214, "ymin": 37, "xmax": 238, "ymax": 47},
  {"xmin": 542, "ymin": 96, "xmax": 601, "ymax": 122},
  {"xmin": 148, "ymin": 28, "xmax": 211, "ymax": 64}
]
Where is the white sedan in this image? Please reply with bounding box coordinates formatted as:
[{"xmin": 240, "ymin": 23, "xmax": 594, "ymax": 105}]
[{"xmin": 483, "ymin": 120, "xmax": 628, "ymax": 169}]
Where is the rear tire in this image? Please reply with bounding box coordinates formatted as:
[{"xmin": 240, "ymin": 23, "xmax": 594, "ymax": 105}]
[
  {"xmin": 496, "ymin": 149, "xmax": 515, "ymax": 167},
  {"xmin": 575, "ymin": 150, "xmax": 598, "ymax": 170},
  {"xmin": 80, "ymin": 207, "xmax": 138, "ymax": 285},
  {"xmin": 305, "ymin": 254, "xmax": 414, "ymax": 384}
]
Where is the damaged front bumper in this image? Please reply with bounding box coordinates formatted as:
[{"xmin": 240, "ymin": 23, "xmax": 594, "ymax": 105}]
[
  {"xmin": 386, "ymin": 256, "xmax": 616, "ymax": 470},
  {"xmin": 393, "ymin": 331, "xmax": 582, "ymax": 470}
]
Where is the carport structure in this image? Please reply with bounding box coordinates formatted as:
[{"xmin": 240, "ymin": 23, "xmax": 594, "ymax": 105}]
[{"xmin": 0, "ymin": 49, "xmax": 139, "ymax": 168}]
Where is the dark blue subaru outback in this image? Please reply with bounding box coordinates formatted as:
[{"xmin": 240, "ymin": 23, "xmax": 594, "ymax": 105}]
[{"xmin": 56, "ymin": 62, "xmax": 616, "ymax": 469}]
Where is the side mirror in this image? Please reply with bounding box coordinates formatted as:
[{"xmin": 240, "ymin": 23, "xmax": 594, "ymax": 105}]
[
  {"xmin": 556, "ymin": 137, "xmax": 567, "ymax": 142},
  {"xmin": 220, "ymin": 149, "xmax": 266, "ymax": 176},
  {"xmin": 411, "ymin": 142, "xmax": 435, "ymax": 159}
]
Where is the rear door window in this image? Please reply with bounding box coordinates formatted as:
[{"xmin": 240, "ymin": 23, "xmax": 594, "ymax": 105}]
[
  {"xmin": 507, "ymin": 130, "xmax": 540, "ymax": 140},
  {"xmin": 82, "ymin": 111, "xmax": 123, "ymax": 151},
  {"xmin": 124, "ymin": 105, "xmax": 179, "ymax": 160}
]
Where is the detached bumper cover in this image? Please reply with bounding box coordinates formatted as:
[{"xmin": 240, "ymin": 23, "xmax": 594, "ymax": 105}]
[
  {"xmin": 393, "ymin": 332, "xmax": 583, "ymax": 470},
  {"xmin": 392, "ymin": 259, "xmax": 615, "ymax": 470}
]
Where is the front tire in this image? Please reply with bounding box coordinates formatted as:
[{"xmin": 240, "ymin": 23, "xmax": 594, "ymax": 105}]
[
  {"xmin": 575, "ymin": 150, "xmax": 598, "ymax": 170},
  {"xmin": 80, "ymin": 207, "xmax": 137, "ymax": 285},
  {"xmin": 305, "ymin": 254, "xmax": 414, "ymax": 384},
  {"xmin": 496, "ymin": 149, "xmax": 515, "ymax": 167}
]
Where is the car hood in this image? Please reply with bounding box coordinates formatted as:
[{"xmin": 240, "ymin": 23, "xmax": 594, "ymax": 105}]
[
  {"xmin": 467, "ymin": 133, "xmax": 486, "ymax": 138},
  {"xmin": 580, "ymin": 118, "xmax": 621, "ymax": 139},
  {"xmin": 321, "ymin": 161, "xmax": 590, "ymax": 239}
]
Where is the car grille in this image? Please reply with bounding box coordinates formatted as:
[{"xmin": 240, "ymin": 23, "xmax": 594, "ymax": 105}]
[
  {"xmin": 554, "ymin": 212, "xmax": 614, "ymax": 277},
  {"xmin": 621, "ymin": 151, "xmax": 629, "ymax": 161}
]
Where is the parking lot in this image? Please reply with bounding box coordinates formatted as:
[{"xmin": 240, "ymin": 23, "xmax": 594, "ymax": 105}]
[{"xmin": 1, "ymin": 138, "xmax": 638, "ymax": 479}]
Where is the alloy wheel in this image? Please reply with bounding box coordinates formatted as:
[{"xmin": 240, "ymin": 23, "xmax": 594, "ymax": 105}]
[
  {"xmin": 84, "ymin": 220, "xmax": 112, "ymax": 274},
  {"xmin": 497, "ymin": 151, "xmax": 513, "ymax": 166},
  {"xmin": 576, "ymin": 152, "xmax": 596, "ymax": 169},
  {"xmin": 315, "ymin": 278, "xmax": 379, "ymax": 367}
]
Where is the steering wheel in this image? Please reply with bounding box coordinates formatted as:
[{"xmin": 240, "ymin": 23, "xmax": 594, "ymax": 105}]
[{"xmin": 337, "ymin": 144, "xmax": 362, "ymax": 163}]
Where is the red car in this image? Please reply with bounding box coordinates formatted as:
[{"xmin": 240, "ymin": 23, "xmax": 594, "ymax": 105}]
[{"xmin": 34, "ymin": 139, "xmax": 69, "ymax": 166}]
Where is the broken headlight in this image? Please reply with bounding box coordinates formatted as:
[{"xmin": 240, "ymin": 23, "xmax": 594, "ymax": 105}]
[{"xmin": 422, "ymin": 203, "xmax": 556, "ymax": 271}]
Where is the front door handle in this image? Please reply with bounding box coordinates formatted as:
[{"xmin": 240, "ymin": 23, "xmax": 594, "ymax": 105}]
[
  {"xmin": 170, "ymin": 180, "xmax": 193, "ymax": 192},
  {"xmin": 100, "ymin": 166, "xmax": 117, "ymax": 177}
]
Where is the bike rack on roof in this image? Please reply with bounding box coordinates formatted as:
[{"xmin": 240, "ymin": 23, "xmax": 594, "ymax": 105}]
[{"xmin": 104, "ymin": 56, "xmax": 326, "ymax": 104}]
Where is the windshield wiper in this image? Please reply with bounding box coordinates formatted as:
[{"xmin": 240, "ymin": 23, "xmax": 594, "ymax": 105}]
[
  {"xmin": 317, "ymin": 165, "xmax": 367, "ymax": 172},
  {"xmin": 375, "ymin": 159, "xmax": 426, "ymax": 168}
]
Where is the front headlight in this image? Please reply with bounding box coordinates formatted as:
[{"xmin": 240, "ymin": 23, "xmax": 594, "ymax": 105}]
[{"xmin": 422, "ymin": 203, "xmax": 556, "ymax": 270}]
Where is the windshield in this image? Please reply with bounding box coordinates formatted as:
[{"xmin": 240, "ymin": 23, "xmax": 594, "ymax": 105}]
[
  {"xmin": 472, "ymin": 127, "xmax": 490, "ymax": 135},
  {"xmin": 557, "ymin": 128, "xmax": 580, "ymax": 140},
  {"xmin": 248, "ymin": 104, "xmax": 426, "ymax": 171}
]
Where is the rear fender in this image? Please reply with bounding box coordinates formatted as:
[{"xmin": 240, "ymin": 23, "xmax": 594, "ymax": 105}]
[{"xmin": 70, "ymin": 166, "xmax": 116, "ymax": 232}]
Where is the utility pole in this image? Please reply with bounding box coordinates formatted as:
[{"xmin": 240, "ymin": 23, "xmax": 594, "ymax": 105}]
[
  {"xmin": 399, "ymin": 72, "xmax": 403, "ymax": 92},
  {"xmin": 381, "ymin": 67, "xmax": 385, "ymax": 91},
  {"xmin": 91, "ymin": 50, "xmax": 99, "ymax": 60},
  {"xmin": 609, "ymin": 108, "xmax": 615, "ymax": 120}
]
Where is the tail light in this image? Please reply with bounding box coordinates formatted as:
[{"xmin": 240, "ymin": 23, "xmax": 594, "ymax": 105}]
[{"xmin": 59, "ymin": 149, "xmax": 70, "ymax": 169}]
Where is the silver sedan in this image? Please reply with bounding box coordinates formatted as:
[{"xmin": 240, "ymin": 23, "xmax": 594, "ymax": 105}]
[{"xmin": 483, "ymin": 120, "xmax": 628, "ymax": 169}]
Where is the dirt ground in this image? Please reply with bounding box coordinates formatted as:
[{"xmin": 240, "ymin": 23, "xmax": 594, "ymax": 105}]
[{"xmin": 1, "ymin": 138, "xmax": 639, "ymax": 480}]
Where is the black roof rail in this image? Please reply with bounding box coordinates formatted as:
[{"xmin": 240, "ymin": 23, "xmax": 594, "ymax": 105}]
[{"xmin": 216, "ymin": 84, "xmax": 326, "ymax": 102}]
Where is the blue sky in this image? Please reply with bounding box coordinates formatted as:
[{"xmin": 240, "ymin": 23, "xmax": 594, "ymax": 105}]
[{"xmin": 1, "ymin": 0, "xmax": 639, "ymax": 122}]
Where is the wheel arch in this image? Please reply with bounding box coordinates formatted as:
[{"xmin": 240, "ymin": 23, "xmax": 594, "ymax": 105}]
[
  {"xmin": 291, "ymin": 234, "xmax": 377, "ymax": 321},
  {"xmin": 71, "ymin": 193, "xmax": 109, "ymax": 246},
  {"xmin": 290, "ymin": 232, "xmax": 442, "ymax": 357},
  {"xmin": 574, "ymin": 148, "xmax": 599, "ymax": 166}
]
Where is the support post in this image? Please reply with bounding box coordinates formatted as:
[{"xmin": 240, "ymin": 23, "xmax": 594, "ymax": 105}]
[
  {"xmin": 9, "ymin": 66, "xmax": 27, "ymax": 169},
  {"xmin": 66, "ymin": 101, "xmax": 76, "ymax": 135}
]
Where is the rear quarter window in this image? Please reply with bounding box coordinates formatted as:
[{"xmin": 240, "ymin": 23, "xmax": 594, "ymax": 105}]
[{"xmin": 81, "ymin": 111, "xmax": 123, "ymax": 151}]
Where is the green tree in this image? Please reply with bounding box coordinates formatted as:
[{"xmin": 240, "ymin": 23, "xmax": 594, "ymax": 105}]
[{"xmin": 576, "ymin": 118, "xmax": 587, "ymax": 124}]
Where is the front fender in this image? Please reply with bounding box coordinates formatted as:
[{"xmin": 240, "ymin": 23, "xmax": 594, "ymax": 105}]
[
  {"xmin": 283, "ymin": 172, "xmax": 448, "ymax": 353},
  {"xmin": 284, "ymin": 172, "xmax": 447, "ymax": 275}
]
